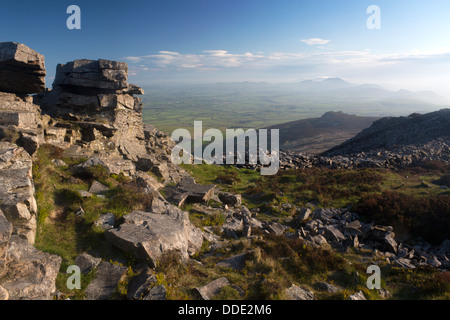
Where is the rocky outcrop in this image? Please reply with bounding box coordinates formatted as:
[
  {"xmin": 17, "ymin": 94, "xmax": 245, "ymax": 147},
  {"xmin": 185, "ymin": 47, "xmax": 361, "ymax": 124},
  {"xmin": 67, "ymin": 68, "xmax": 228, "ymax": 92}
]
[
  {"xmin": 0, "ymin": 42, "xmax": 47, "ymax": 156},
  {"xmin": 37, "ymin": 59, "xmax": 147, "ymax": 161},
  {"xmin": 0, "ymin": 42, "xmax": 46, "ymax": 94},
  {"xmin": 323, "ymin": 109, "xmax": 450, "ymax": 156}
]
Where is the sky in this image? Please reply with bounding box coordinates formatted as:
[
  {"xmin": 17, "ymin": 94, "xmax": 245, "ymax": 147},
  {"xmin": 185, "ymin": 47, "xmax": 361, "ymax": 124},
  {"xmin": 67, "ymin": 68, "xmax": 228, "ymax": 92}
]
[{"xmin": 1, "ymin": 0, "xmax": 450, "ymax": 97}]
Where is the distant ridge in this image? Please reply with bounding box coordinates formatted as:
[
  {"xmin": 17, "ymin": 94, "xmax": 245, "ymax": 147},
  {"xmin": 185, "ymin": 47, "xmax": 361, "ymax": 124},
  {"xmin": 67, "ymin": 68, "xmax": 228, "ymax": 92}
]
[
  {"xmin": 322, "ymin": 108, "xmax": 450, "ymax": 156},
  {"xmin": 265, "ymin": 111, "xmax": 380, "ymax": 154}
]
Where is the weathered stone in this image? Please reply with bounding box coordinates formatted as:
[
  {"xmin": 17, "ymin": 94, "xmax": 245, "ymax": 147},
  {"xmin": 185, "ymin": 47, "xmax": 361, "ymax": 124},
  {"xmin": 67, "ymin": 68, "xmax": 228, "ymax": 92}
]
[
  {"xmin": 74, "ymin": 253, "xmax": 102, "ymax": 274},
  {"xmin": 77, "ymin": 190, "xmax": 93, "ymax": 198},
  {"xmin": 195, "ymin": 277, "xmax": 230, "ymax": 300},
  {"xmin": 314, "ymin": 282, "xmax": 340, "ymax": 293},
  {"xmin": 0, "ymin": 42, "xmax": 46, "ymax": 94},
  {"xmin": 284, "ymin": 284, "xmax": 314, "ymax": 300},
  {"xmin": 1, "ymin": 235, "xmax": 62, "ymax": 300},
  {"xmin": 53, "ymin": 59, "xmax": 129, "ymax": 91},
  {"xmin": 73, "ymin": 156, "xmax": 136, "ymax": 177},
  {"xmin": 217, "ymin": 253, "xmax": 247, "ymax": 270},
  {"xmin": 348, "ymin": 291, "xmax": 367, "ymax": 300},
  {"xmin": 296, "ymin": 208, "xmax": 312, "ymax": 222},
  {"xmin": 343, "ymin": 220, "xmax": 364, "ymax": 237},
  {"xmin": 394, "ymin": 258, "xmax": 416, "ymax": 269},
  {"xmin": 428, "ymin": 256, "xmax": 442, "ymax": 268},
  {"xmin": 142, "ymin": 285, "xmax": 166, "ymax": 300},
  {"xmin": 93, "ymin": 212, "xmax": 115, "ymax": 231},
  {"xmin": 127, "ymin": 269, "xmax": 157, "ymax": 300},
  {"xmin": 89, "ymin": 180, "xmax": 109, "ymax": 194},
  {"xmin": 218, "ymin": 192, "xmax": 241, "ymax": 207},
  {"xmin": 0, "ymin": 142, "xmax": 37, "ymax": 243},
  {"xmin": 85, "ymin": 261, "xmax": 128, "ymax": 300},
  {"xmin": 320, "ymin": 225, "xmax": 346, "ymax": 243},
  {"xmin": 0, "ymin": 285, "xmax": 9, "ymax": 300},
  {"xmin": 164, "ymin": 176, "xmax": 216, "ymax": 207},
  {"xmin": 265, "ymin": 222, "xmax": 285, "ymax": 235},
  {"xmin": 0, "ymin": 209, "xmax": 12, "ymax": 259},
  {"xmin": 105, "ymin": 210, "xmax": 203, "ymax": 266},
  {"xmin": 134, "ymin": 170, "xmax": 163, "ymax": 193}
]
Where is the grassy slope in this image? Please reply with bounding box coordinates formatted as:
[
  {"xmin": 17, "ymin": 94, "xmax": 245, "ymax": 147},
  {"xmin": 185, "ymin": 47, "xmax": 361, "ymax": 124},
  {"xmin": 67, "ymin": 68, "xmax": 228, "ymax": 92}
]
[{"xmin": 32, "ymin": 146, "xmax": 450, "ymax": 300}]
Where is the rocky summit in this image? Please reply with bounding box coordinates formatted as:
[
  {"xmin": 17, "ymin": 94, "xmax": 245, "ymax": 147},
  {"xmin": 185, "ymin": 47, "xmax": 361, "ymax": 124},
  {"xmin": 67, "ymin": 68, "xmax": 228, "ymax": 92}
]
[{"xmin": 0, "ymin": 42, "xmax": 449, "ymax": 301}]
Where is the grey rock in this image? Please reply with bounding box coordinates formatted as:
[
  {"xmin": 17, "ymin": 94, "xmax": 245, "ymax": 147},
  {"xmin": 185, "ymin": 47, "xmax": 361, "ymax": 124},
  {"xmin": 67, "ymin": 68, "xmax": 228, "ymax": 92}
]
[
  {"xmin": 51, "ymin": 159, "xmax": 67, "ymax": 167},
  {"xmin": 85, "ymin": 261, "xmax": 128, "ymax": 300},
  {"xmin": 93, "ymin": 212, "xmax": 115, "ymax": 231},
  {"xmin": 73, "ymin": 156, "xmax": 136, "ymax": 177},
  {"xmin": 217, "ymin": 252, "xmax": 247, "ymax": 270},
  {"xmin": 218, "ymin": 192, "xmax": 241, "ymax": 207},
  {"xmin": 314, "ymin": 282, "xmax": 340, "ymax": 293},
  {"xmin": 127, "ymin": 269, "xmax": 157, "ymax": 300},
  {"xmin": 284, "ymin": 284, "xmax": 314, "ymax": 300},
  {"xmin": 89, "ymin": 181, "xmax": 110, "ymax": 194},
  {"xmin": 77, "ymin": 190, "xmax": 93, "ymax": 198},
  {"xmin": 428, "ymin": 256, "xmax": 442, "ymax": 268},
  {"xmin": 195, "ymin": 277, "xmax": 230, "ymax": 300},
  {"xmin": 143, "ymin": 285, "xmax": 166, "ymax": 300},
  {"xmin": 394, "ymin": 258, "xmax": 416, "ymax": 269},
  {"xmin": 320, "ymin": 225, "xmax": 346, "ymax": 243},
  {"xmin": 296, "ymin": 208, "xmax": 312, "ymax": 222},
  {"xmin": 164, "ymin": 176, "xmax": 216, "ymax": 207},
  {"xmin": 265, "ymin": 222, "xmax": 284, "ymax": 235},
  {"xmin": 74, "ymin": 253, "xmax": 101, "ymax": 274},
  {"xmin": 0, "ymin": 209, "xmax": 12, "ymax": 259},
  {"xmin": 0, "ymin": 142, "xmax": 37, "ymax": 243}
]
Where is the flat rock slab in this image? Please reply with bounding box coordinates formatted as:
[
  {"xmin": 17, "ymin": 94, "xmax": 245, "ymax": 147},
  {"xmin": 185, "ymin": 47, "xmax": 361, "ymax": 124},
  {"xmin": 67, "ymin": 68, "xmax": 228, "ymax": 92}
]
[
  {"xmin": 85, "ymin": 261, "xmax": 128, "ymax": 300},
  {"xmin": 164, "ymin": 176, "xmax": 216, "ymax": 207},
  {"xmin": 0, "ymin": 42, "xmax": 46, "ymax": 94},
  {"xmin": 105, "ymin": 210, "xmax": 203, "ymax": 267},
  {"xmin": 195, "ymin": 277, "xmax": 230, "ymax": 300}
]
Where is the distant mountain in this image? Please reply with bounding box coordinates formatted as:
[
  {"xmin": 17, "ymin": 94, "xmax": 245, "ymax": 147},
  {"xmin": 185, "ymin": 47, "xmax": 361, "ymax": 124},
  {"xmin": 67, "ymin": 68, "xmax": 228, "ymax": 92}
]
[
  {"xmin": 322, "ymin": 108, "xmax": 450, "ymax": 156},
  {"xmin": 142, "ymin": 79, "xmax": 449, "ymax": 135},
  {"xmin": 265, "ymin": 111, "xmax": 380, "ymax": 154}
]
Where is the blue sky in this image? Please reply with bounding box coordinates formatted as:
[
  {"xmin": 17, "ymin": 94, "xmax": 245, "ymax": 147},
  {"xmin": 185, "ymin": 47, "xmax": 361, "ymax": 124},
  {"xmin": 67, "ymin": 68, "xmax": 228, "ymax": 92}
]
[{"xmin": 1, "ymin": 0, "xmax": 450, "ymax": 97}]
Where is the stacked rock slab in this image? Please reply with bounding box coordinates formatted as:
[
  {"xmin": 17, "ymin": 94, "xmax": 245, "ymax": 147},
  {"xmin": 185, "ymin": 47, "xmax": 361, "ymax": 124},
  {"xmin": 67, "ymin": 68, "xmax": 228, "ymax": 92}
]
[
  {"xmin": 0, "ymin": 142, "xmax": 62, "ymax": 300},
  {"xmin": 0, "ymin": 42, "xmax": 46, "ymax": 155},
  {"xmin": 38, "ymin": 59, "xmax": 147, "ymax": 161},
  {"xmin": 0, "ymin": 43, "xmax": 61, "ymax": 300},
  {"xmin": 0, "ymin": 142, "xmax": 37, "ymax": 244}
]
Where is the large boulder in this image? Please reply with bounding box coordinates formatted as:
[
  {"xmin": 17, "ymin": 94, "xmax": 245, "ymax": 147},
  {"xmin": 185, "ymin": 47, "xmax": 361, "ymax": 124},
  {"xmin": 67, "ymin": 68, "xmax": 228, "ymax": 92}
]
[
  {"xmin": 84, "ymin": 261, "xmax": 128, "ymax": 300},
  {"xmin": 0, "ymin": 42, "xmax": 46, "ymax": 94},
  {"xmin": 0, "ymin": 235, "xmax": 62, "ymax": 300},
  {"xmin": 105, "ymin": 208, "xmax": 203, "ymax": 267}
]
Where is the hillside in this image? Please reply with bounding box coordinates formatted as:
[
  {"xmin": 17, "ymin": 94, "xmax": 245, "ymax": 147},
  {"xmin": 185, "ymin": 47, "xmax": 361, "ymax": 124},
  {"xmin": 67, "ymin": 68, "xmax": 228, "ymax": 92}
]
[
  {"xmin": 323, "ymin": 109, "xmax": 450, "ymax": 156},
  {"xmin": 265, "ymin": 111, "xmax": 380, "ymax": 154}
]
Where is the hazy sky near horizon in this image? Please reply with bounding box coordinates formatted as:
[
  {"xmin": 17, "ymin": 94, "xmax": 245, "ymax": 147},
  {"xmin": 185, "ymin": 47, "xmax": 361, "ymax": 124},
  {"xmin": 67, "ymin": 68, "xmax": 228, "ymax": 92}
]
[{"xmin": 1, "ymin": 0, "xmax": 450, "ymax": 97}]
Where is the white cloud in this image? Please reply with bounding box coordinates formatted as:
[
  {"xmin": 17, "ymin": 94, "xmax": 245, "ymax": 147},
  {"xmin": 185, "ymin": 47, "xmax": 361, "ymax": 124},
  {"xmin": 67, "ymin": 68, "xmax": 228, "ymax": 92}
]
[{"xmin": 301, "ymin": 38, "xmax": 331, "ymax": 45}]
